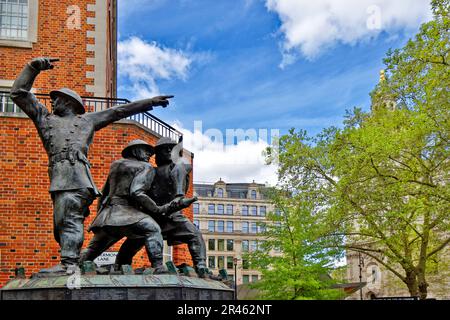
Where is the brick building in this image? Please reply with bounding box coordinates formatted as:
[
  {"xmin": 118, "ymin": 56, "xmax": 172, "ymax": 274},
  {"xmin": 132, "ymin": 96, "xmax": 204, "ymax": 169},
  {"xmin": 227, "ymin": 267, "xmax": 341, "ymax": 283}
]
[{"xmin": 0, "ymin": 0, "xmax": 193, "ymax": 286}]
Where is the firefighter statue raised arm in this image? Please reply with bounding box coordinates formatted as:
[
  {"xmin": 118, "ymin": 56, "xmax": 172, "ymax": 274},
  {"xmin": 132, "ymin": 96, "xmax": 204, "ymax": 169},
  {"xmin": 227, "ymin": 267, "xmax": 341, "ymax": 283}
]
[{"xmin": 10, "ymin": 57, "xmax": 173, "ymax": 274}]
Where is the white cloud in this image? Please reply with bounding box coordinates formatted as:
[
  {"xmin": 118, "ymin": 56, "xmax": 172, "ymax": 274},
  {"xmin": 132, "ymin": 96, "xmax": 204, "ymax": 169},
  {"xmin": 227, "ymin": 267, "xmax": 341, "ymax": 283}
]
[
  {"xmin": 173, "ymin": 122, "xmax": 279, "ymax": 186},
  {"xmin": 118, "ymin": 37, "xmax": 192, "ymax": 99},
  {"xmin": 266, "ymin": 0, "xmax": 433, "ymax": 63}
]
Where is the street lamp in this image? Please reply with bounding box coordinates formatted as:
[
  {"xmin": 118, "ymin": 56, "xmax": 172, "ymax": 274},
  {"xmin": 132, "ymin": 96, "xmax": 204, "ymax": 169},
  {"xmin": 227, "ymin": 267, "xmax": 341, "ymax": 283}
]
[
  {"xmin": 358, "ymin": 252, "xmax": 365, "ymax": 300},
  {"xmin": 233, "ymin": 257, "xmax": 239, "ymax": 300}
]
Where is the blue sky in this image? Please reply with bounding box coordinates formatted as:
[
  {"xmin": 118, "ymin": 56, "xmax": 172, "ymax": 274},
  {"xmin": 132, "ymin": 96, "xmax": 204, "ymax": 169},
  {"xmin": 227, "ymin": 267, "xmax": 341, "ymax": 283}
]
[{"xmin": 116, "ymin": 0, "xmax": 432, "ymax": 183}]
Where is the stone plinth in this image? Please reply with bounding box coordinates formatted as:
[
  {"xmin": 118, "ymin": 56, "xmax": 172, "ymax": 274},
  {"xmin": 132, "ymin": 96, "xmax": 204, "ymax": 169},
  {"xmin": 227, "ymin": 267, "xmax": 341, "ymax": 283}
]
[{"xmin": 0, "ymin": 274, "xmax": 234, "ymax": 300}]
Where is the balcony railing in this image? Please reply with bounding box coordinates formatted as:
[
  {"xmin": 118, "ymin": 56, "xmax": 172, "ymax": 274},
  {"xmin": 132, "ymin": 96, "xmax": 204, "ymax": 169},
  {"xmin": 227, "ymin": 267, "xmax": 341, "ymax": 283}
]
[{"xmin": 0, "ymin": 91, "xmax": 182, "ymax": 141}]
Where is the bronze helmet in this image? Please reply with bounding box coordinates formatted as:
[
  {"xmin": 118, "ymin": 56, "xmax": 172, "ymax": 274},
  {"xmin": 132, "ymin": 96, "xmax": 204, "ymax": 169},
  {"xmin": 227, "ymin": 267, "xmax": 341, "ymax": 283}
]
[
  {"xmin": 121, "ymin": 139, "xmax": 155, "ymax": 158},
  {"xmin": 49, "ymin": 88, "xmax": 85, "ymax": 115},
  {"xmin": 155, "ymin": 137, "xmax": 178, "ymax": 149}
]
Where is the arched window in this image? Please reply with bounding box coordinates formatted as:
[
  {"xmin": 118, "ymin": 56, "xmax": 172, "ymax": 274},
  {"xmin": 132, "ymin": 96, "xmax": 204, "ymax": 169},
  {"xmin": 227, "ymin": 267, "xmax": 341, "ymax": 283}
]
[
  {"xmin": 217, "ymin": 188, "xmax": 224, "ymax": 198},
  {"xmin": 251, "ymin": 190, "xmax": 257, "ymax": 199}
]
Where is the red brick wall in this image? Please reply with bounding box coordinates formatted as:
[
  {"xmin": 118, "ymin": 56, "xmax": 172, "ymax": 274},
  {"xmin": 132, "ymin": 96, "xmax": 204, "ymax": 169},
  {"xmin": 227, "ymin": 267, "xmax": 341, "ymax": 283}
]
[
  {"xmin": 0, "ymin": 0, "xmax": 97, "ymax": 96},
  {"xmin": 0, "ymin": 116, "xmax": 194, "ymax": 286},
  {"xmin": 0, "ymin": 0, "xmax": 194, "ymax": 286}
]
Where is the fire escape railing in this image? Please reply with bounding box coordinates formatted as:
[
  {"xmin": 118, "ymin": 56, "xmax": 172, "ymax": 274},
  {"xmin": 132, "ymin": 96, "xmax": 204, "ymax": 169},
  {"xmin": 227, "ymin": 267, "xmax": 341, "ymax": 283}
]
[{"xmin": 0, "ymin": 91, "xmax": 182, "ymax": 141}]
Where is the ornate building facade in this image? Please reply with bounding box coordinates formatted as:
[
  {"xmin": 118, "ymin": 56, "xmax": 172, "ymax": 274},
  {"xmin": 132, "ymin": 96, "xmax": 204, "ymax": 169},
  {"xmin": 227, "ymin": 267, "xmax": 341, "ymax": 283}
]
[{"xmin": 193, "ymin": 179, "xmax": 276, "ymax": 286}]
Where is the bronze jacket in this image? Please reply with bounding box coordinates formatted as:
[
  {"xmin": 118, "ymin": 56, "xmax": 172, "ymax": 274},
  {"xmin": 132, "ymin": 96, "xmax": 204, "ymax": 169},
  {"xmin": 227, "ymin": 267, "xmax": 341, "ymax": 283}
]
[
  {"xmin": 89, "ymin": 159, "xmax": 163, "ymax": 231},
  {"xmin": 10, "ymin": 64, "xmax": 157, "ymax": 195}
]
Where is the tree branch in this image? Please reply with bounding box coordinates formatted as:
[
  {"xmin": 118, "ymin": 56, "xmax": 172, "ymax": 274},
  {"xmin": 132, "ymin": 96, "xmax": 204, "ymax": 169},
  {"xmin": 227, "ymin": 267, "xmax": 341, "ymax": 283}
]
[
  {"xmin": 343, "ymin": 246, "xmax": 407, "ymax": 282},
  {"xmin": 426, "ymin": 237, "xmax": 450, "ymax": 259}
]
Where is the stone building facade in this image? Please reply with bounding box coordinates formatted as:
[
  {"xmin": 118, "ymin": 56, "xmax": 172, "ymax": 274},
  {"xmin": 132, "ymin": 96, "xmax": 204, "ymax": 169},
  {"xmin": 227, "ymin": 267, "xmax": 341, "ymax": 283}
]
[
  {"xmin": 345, "ymin": 248, "xmax": 450, "ymax": 300},
  {"xmin": 0, "ymin": 0, "xmax": 194, "ymax": 286},
  {"xmin": 193, "ymin": 180, "xmax": 276, "ymax": 286}
]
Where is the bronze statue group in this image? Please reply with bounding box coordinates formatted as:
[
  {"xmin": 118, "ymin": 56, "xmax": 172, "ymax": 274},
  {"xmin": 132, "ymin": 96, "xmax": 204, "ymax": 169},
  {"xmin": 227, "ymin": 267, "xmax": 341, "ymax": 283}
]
[{"xmin": 10, "ymin": 57, "xmax": 208, "ymax": 277}]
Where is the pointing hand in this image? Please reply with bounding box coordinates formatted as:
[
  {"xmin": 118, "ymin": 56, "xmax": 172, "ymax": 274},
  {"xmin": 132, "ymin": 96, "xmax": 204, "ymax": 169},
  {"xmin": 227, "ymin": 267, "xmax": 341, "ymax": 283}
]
[
  {"xmin": 151, "ymin": 95, "xmax": 174, "ymax": 108},
  {"xmin": 29, "ymin": 57, "xmax": 60, "ymax": 71}
]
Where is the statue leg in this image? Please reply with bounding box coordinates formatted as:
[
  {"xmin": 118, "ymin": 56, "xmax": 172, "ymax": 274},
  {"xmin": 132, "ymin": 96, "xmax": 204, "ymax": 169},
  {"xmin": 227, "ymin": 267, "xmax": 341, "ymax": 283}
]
[
  {"xmin": 132, "ymin": 217, "xmax": 166, "ymax": 273},
  {"xmin": 115, "ymin": 218, "xmax": 164, "ymax": 268},
  {"xmin": 115, "ymin": 238, "xmax": 146, "ymax": 267},
  {"xmin": 52, "ymin": 189, "xmax": 94, "ymax": 267},
  {"xmin": 79, "ymin": 229, "xmax": 119, "ymax": 264},
  {"xmin": 167, "ymin": 215, "xmax": 207, "ymax": 272},
  {"xmin": 186, "ymin": 228, "xmax": 207, "ymax": 271}
]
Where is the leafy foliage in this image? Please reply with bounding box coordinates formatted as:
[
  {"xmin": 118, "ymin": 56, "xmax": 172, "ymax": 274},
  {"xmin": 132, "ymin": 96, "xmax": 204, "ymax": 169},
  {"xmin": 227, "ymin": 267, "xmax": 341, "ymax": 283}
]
[
  {"xmin": 247, "ymin": 188, "xmax": 344, "ymax": 300},
  {"xmin": 263, "ymin": 0, "xmax": 449, "ymax": 299}
]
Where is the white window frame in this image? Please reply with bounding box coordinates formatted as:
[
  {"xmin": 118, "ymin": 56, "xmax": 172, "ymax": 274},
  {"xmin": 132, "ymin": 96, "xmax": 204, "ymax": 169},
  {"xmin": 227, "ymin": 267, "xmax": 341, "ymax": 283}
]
[{"xmin": 0, "ymin": 0, "xmax": 38, "ymax": 48}]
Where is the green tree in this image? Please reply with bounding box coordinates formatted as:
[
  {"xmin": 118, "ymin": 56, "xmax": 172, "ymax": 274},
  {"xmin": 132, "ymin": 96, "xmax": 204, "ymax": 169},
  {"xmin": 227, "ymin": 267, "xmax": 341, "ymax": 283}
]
[
  {"xmin": 246, "ymin": 188, "xmax": 344, "ymax": 300},
  {"xmin": 267, "ymin": 0, "xmax": 449, "ymax": 299}
]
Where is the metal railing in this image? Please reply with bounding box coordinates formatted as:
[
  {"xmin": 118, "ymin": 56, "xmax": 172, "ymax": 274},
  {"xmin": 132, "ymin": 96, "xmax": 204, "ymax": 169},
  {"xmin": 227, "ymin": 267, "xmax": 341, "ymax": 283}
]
[{"xmin": 0, "ymin": 91, "xmax": 182, "ymax": 140}]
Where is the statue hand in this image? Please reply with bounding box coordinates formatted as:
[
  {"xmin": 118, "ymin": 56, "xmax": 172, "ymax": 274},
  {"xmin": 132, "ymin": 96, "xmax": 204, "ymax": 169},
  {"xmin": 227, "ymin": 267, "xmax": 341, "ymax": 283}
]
[
  {"xmin": 175, "ymin": 196, "xmax": 198, "ymax": 209},
  {"xmin": 166, "ymin": 196, "xmax": 197, "ymax": 215},
  {"xmin": 151, "ymin": 95, "xmax": 174, "ymax": 108},
  {"xmin": 29, "ymin": 57, "xmax": 59, "ymax": 71}
]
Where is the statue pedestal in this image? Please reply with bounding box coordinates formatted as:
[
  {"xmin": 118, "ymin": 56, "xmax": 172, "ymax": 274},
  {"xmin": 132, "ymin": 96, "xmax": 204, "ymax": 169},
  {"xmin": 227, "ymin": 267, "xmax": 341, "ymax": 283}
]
[{"xmin": 0, "ymin": 274, "xmax": 234, "ymax": 300}]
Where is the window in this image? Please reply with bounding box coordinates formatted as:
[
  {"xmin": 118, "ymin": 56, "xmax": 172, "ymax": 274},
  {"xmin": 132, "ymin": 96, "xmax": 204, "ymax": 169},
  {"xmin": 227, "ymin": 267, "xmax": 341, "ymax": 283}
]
[
  {"xmin": 226, "ymin": 239, "xmax": 234, "ymax": 251},
  {"xmin": 208, "ymin": 221, "xmax": 215, "ymax": 232},
  {"xmin": 217, "ymin": 221, "xmax": 224, "ymax": 233},
  {"xmin": 251, "ymin": 222, "xmax": 257, "ymax": 234},
  {"xmin": 251, "ymin": 275, "xmax": 259, "ymax": 282},
  {"xmin": 242, "ymin": 241, "xmax": 249, "ymax": 252},
  {"xmin": 259, "ymin": 206, "xmax": 266, "ymax": 216},
  {"xmin": 217, "ymin": 188, "xmax": 224, "ymax": 198},
  {"xmin": 208, "ymin": 256, "xmax": 216, "ymax": 269},
  {"xmin": 250, "ymin": 240, "xmax": 257, "ymax": 252},
  {"xmin": 218, "ymin": 239, "xmax": 225, "ymax": 251},
  {"xmin": 227, "ymin": 257, "xmax": 233, "ymax": 269},
  {"xmin": 193, "ymin": 203, "xmax": 199, "ymax": 214},
  {"xmin": 193, "ymin": 219, "xmax": 199, "ymax": 229},
  {"xmin": 251, "ymin": 190, "xmax": 257, "ymax": 199},
  {"xmin": 275, "ymin": 208, "xmax": 282, "ymax": 216},
  {"xmin": 218, "ymin": 256, "xmax": 224, "ymax": 269},
  {"xmin": 207, "ymin": 190, "xmax": 213, "ymax": 197},
  {"xmin": 217, "ymin": 204, "xmax": 224, "ymax": 215},
  {"xmin": 242, "ymin": 222, "xmax": 249, "ymax": 233},
  {"xmin": 259, "ymin": 223, "xmax": 266, "ymax": 233},
  {"xmin": 242, "ymin": 259, "xmax": 249, "ymax": 270},
  {"xmin": 0, "ymin": 0, "xmax": 28, "ymax": 40},
  {"xmin": 241, "ymin": 205, "xmax": 248, "ymax": 216},
  {"xmin": 243, "ymin": 275, "xmax": 249, "ymax": 284},
  {"xmin": 0, "ymin": 0, "xmax": 37, "ymax": 48},
  {"xmin": 208, "ymin": 204, "xmax": 215, "ymax": 214},
  {"xmin": 250, "ymin": 206, "xmax": 257, "ymax": 216},
  {"xmin": 0, "ymin": 89, "xmax": 17, "ymax": 112},
  {"xmin": 226, "ymin": 204, "xmax": 233, "ymax": 215},
  {"xmin": 226, "ymin": 221, "xmax": 233, "ymax": 233},
  {"xmin": 208, "ymin": 239, "xmax": 215, "ymax": 251}
]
